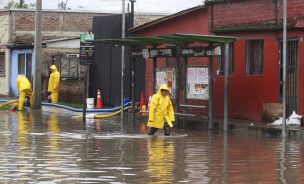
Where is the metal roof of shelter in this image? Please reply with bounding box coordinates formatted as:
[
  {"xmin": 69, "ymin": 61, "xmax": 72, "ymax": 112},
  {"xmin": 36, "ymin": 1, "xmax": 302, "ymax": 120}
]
[{"xmin": 94, "ymin": 33, "xmax": 237, "ymax": 46}]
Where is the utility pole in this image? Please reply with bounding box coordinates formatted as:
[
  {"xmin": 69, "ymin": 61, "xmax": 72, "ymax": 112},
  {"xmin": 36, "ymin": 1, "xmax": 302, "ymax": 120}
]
[
  {"xmin": 130, "ymin": 0, "xmax": 136, "ymax": 27},
  {"xmin": 282, "ymin": 0, "xmax": 287, "ymax": 138},
  {"xmin": 32, "ymin": 0, "xmax": 42, "ymax": 109},
  {"xmin": 120, "ymin": 0, "xmax": 126, "ymax": 133},
  {"xmin": 20, "ymin": 0, "xmax": 24, "ymax": 7}
]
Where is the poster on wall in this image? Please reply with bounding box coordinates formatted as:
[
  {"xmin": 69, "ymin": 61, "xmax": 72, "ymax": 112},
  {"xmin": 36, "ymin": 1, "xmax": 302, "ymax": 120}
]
[
  {"xmin": 187, "ymin": 67, "xmax": 209, "ymax": 100},
  {"xmin": 156, "ymin": 68, "xmax": 176, "ymax": 98}
]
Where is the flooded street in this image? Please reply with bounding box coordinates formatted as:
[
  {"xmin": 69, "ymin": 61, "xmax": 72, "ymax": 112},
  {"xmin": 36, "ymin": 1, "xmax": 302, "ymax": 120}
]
[{"xmin": 0, "ymin": 110, "xmax": 304, "ymax": 183}]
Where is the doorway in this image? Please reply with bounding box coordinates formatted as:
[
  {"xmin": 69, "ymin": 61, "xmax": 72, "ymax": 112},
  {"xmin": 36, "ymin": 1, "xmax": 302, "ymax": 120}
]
[{"xmin": 279, "ymin": 39, "xmax": 298, "ymax": 115}]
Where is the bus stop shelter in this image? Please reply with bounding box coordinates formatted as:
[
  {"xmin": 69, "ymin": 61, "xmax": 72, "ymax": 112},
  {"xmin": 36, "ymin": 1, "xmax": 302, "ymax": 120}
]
[{"xmin": 94, "ymin": 33, "xmax": 237, "ymax": 131}]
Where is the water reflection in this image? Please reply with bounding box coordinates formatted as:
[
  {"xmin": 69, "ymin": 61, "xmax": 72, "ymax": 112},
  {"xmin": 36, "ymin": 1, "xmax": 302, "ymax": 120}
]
[
  {"xmin": 147, "ymin": 138, "xmax": 175, "ymax": 184},
  {"xmin": 46, "ymin": 113, "xmax": 61, "ymax": 172},
  {"xmin": 279, "ymin": 137, "xmax": 287, "ymax": 184},
  {"xmin": 1, "ymin": 111, "xmax": 304, "ymax": 183},
  {"xmin": 223, "ymin": 132, "xmax": 228, "ymax": 184}
]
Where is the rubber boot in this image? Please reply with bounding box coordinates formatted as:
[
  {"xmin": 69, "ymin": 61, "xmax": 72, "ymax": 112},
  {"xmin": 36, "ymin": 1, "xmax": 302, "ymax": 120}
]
[
  {"xmin": 148, "ymin": 127, "xmax": 158, "ymax": 135},
  {"xmin": 164, "ymin": 122, "xmax": 171, "ymax": 136}
]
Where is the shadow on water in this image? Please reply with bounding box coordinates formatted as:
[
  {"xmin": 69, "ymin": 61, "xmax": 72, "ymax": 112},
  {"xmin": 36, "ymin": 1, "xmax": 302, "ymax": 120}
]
[{"xmin": 0, "ymin": 110, "xmax": 304, "ymax": 183}]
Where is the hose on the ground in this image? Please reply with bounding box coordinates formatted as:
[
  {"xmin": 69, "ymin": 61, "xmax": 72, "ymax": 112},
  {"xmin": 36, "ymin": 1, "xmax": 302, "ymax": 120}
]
[
  {"xmin": 0, "ymin": 100, "xmax": 18, "ymax": 108},
  {"xmin": 72, "ymin": 106, "xmax": 132, "ymax": 119},
  {"xmin": 0, "ymin": 99, "xmax": 132, "ymax": 113}
]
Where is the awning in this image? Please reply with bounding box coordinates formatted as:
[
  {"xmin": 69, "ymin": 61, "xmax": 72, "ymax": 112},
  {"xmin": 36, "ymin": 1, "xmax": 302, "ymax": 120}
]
[{"xmin": 94, "ymin": 33, "xmax": 237, "ymax": 46}]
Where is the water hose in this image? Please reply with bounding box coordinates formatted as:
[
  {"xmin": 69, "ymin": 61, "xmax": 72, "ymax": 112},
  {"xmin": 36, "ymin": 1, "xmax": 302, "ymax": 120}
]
[
  {"xmin": 0, "ymin": 100, "xmax": 18, "ymax": 108},
  {"xmin": 0, "ymin": 99, "xmax": 131, "ymax": 113},
  {"xmin": 72, "ymin": 106, "xmax": 132, "ymax": 119}
]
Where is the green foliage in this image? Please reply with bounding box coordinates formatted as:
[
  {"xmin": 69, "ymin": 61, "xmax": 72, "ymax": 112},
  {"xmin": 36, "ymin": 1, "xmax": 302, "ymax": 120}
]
[
  {"xmin": 4, "ymin": 1, "xmax": 36, "ymax": 9},
  {"xmin": 0, "ymin": 105, "xmax": 11, "ymax": 111}
]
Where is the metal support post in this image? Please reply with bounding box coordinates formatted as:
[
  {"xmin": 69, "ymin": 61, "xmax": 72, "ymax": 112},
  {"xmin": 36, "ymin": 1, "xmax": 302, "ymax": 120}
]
[
  {"xmin": 183, "ymin": 57, "xmax": 188, "ymax": 125},
  {"xmin": 208, "ymin": 56, "xmax": 214, "ymax": 130},
  {"xmin": 131, "ymin": 57, "xmax": 136, "ymax": 123},
  {"xmin": 282, "ymin": 0, "xmax": 287, "ymax": 138},
  {"xmin": 121, "ymin": 0, "xmax": 126, "ymax": 133},
  {"xmin": 82, "ymin": 65, "xmax": 88, "ymax": 122},
  {"xmin": 152, "ymin": 47, "xmax": 157, "ymax": 93},
  {"xmin": 32, "ymin": 0, "xmax": 42, "ymax": 109},
  {"xmin": 175, "ymin": 45, "xmax": 181, "ymax": 127},
  {"xmin": 223, "ymin": 43, "xmax": 229, "ymax": 131}
]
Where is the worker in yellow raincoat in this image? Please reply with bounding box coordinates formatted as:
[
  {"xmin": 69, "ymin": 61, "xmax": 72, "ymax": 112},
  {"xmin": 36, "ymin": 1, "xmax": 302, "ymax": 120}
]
[
  {"xmin": 147, "ymin": 84, "xmax": 175, "ymax": 136},
  {"xmin": 16, "ymin": 75, "xmax": 33, "ymax": 111},
  {"xmin": 48, "ymin": 65, "xmax": 60, "ymax": 103}
]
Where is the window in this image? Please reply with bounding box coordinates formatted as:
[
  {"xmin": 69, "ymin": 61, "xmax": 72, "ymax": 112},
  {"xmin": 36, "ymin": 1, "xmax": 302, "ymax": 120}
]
[
  {"xmin": 18, "ymin": 54, "xmax": 25, "ymax": 75},
  {"xmin": 246, "ymin": 40, "xmax": 264, "ymax": 75},
  {"xmin": 26, "ymin": 54, "xmax": 32, "ymax": 80},
  {"xmin": 217, "ymin": 43, "xmax": 234, "ymax": 76},
  {"xmin": 18, "ymin": 53, "xmax": 32, "ymax": 80},
  {"xmin": 0, "ymin": 52, "xmax": 5, "ymax": 76},
  {"xmin": 53, "ymin": 54, "xmax": 80, "ymax": 79}
]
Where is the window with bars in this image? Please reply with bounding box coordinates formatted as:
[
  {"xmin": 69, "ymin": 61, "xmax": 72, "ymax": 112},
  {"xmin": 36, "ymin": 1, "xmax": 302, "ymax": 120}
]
[
  {"xmin": 52, "ymin": 54, "xmax": 80, "ymax": 80},
  {"xmin": 217, "ymin": 43, "xmax": 234, "ymax": 76},
  {"xmin": 0, "ymin": 52, "xmax": 5, "ymax": 76},
  {"xmin": 246, "ymin": 40, "xmax": 264, "ymax": 75}
]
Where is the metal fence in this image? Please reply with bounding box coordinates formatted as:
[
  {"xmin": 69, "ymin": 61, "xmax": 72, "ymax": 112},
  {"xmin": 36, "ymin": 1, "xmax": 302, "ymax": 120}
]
[{"xmin": 91, "ymin": 14, "xmax": 146, "ymax": 106}]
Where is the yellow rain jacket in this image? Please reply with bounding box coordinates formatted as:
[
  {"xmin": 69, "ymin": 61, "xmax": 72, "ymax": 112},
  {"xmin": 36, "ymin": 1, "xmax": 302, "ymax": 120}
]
[
  {"xmin": 16, "ymin": 75, "xmax": 31, "ymax": 93},
  {"xmin": 16, "ymin": 75, "xmax": 33, "ymax": 110},
  {"xmin": 48, "ymin": 65, "xmax": 60, "ymax": 93},
  {"xmin": 147, "ymin": 84, "xmax": 175, "ymax": 128}
]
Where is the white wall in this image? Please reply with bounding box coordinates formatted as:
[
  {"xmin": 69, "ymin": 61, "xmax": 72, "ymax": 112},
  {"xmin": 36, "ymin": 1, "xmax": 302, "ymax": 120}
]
[
  {"xmin": 0, "ymin": 14, "xmax": 10, "ymax": 96},
  {"xmin": 0, "ymin": 49, "xmax": 10, "ymax": 96}
]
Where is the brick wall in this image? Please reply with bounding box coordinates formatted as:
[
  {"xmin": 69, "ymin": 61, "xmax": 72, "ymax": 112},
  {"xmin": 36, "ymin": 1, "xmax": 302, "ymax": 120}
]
[
  {"xmin": 42, "ymin": 48, "xmax": 85, "ymax": 103},
  {"xmin": 10, "ymin": 10, "xmax": 165, "ymax": 44},
  {"xmin": 12, "ymin": 10, "xmax": 111, "ymax": 44},
  {"xmin": 210, "ymin": 0, "xmax": 304, "ymax": 31},
  {"xmin": 59, "ymin": 80, "xmax": 84, "ymax": 103}
]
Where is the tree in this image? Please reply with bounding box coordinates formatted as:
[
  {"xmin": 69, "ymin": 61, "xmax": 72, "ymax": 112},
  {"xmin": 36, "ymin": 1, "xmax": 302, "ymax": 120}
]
[
  {"xmin": 58, "ymin": 0, "xmax": 69, "ymax": 10},
  {"xmin": 4, "ymin": 0, "xmax": 35, "ymax": 9}
]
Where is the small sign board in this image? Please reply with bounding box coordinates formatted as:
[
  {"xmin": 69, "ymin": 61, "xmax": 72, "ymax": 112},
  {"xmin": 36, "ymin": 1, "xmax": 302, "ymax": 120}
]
[
  {"xmin": 80, "ymin": 33, "xmax": 95, "ymax": 65},
  {"xmin": 180, "ymin": 46, "xmax": 221, "ymax": 57},
  {"xmin": 131, "ymin": 46, "xmax": 221, "ymax": 58}
]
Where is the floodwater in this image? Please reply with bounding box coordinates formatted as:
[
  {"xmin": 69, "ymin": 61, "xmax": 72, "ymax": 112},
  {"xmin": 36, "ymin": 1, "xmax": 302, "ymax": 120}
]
[{"xmin": 0, "ymin": 109, "xmax": 304, "ymax": 184}]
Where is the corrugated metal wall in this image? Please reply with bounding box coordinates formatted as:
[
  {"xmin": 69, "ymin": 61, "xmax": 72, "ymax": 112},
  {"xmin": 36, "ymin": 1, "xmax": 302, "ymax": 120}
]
[{"xmin": 91, "ymin": 14, "xmax": 146, "ymax": 106}]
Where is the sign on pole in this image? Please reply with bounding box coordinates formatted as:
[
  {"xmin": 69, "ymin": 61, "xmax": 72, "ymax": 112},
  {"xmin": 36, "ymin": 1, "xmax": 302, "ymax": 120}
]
[{"xmin": 80, "ymin": 33, "xmax": 95, "ymax": 65}]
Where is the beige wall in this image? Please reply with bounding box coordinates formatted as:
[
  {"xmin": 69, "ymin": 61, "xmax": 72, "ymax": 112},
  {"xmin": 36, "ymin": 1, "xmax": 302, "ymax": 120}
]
[
  {"xmin": 0, "ymin": 15, "xmax": 9, "ymax": 43},
  {"xmin": 0, "ymin": 49, "xmax": 10, "ymax": 96},
  {"xmin": 0, "ymin": 14, "xmax": 9, "ymax": 96}
]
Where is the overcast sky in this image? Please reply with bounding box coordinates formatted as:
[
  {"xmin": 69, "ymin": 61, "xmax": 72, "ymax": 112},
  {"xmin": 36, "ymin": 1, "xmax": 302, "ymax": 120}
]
[{"xmin": 0, "ymin": 0, "xmax": 204, "ymax": 14}]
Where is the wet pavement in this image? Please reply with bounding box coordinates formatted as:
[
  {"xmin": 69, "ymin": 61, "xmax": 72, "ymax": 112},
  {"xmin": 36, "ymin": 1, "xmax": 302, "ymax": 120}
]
[{"xmin": 0, "ymin": 109, "xmax": 304, "ymax": 183}]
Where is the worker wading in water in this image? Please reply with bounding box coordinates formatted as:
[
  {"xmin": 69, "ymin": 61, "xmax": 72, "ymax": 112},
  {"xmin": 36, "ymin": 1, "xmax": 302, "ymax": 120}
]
[
  {"xmin": 147, "ymin": 84, "xmax": 175, "ymax": 136},
  {"xmin": 48, "ymin": 65, "xmax": 60, "ymax": 103},
  {"xmin": 16, "ymin": 75, "xmax": 33, "ymax": 111}
]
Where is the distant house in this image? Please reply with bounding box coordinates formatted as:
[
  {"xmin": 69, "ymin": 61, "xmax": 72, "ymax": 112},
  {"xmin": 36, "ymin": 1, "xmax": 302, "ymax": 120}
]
[
  {"xmin": 0, "ymin": 9, "xmax": 112, "ymax": 100},
  {"xmin": 0, "ymin": 9, "xmax": 165, "ymax": 102}
]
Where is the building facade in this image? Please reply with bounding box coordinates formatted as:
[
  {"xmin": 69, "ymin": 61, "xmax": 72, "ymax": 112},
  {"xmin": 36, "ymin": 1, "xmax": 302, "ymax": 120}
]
[
  {"xmin": 132, "ymin": 0, "xmax": 304, "ymax": 122},
  {"xmin": 0, "ymin": 9, "xmax": 164, "ymax": 103}
]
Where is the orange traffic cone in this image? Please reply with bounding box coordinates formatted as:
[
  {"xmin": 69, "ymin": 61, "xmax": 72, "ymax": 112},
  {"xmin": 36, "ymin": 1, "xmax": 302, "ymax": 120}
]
[
  {"xmin": 139, "ymin": 92, "xmax": 145, "ymax": 112},
  {"xmin": 95, "ymin": 89, "xmax": 103, "ymax": 109}
]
